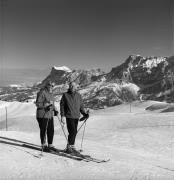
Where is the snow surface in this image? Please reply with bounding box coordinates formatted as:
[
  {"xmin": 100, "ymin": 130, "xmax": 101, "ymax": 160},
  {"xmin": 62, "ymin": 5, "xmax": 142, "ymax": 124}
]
[
  {"xmin": 0, "ymin": 100, "xmax": 174, "ymax": 180},
  {"xmin": 53, "ymin": 66, "xmax": 72, "ymax": 72}
]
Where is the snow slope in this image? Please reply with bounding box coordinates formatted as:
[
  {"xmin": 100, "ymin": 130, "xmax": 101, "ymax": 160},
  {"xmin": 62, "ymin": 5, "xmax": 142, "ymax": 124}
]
[{"xmin": 0, "ymin": 101, "xmax": 174, "ymax": 180}]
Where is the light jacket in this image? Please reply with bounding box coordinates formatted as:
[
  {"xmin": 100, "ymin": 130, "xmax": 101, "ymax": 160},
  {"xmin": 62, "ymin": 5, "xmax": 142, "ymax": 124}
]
[
  {"xmin": 36, "ymin": 87, "xmax": 57, "ymax": 119},
  {"xmin": 60, "ymin": 90, "xmax": 86, "ymax": 119}
]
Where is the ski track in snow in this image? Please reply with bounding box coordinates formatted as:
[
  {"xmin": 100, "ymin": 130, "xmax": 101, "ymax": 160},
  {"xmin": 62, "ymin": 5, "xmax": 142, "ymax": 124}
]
[{"xmin": 0, "ymin": 100, "xmax": 174, "ymax": 180}]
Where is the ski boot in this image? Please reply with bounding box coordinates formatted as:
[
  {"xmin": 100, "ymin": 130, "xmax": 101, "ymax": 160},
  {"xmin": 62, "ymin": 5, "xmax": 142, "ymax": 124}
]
[{"xmin": 48, "ymin": 144, "xmax": 57, "ymax": 152}]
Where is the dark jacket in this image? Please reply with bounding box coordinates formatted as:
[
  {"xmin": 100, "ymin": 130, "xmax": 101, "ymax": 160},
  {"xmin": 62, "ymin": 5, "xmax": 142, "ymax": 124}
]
[
  {"xmin": 36, "ymin": 88, "xmax": 57, "ymax": 119},
  {"xmin": 60, "ymin": 90, "xmax": 86, "ymax": 119}
]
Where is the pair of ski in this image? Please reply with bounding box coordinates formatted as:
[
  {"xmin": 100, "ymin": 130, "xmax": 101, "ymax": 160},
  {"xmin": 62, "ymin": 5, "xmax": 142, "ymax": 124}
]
[
  {"xmin": 50, "ymin": 148, "xmax": 110, "ymax": 163},
  {"xmin": 23, "ymin": 144, "xmax": 110, "ymax": 163},
  {"xmin": 0, "ymin": 136, "xmax": 109, "ymax": 163}
]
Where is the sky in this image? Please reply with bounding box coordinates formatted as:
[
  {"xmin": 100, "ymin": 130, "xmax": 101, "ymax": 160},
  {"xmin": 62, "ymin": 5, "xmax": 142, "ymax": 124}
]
[{"xmin": 0, "ymin": 0, "xmax": 173, "ymax": 72}]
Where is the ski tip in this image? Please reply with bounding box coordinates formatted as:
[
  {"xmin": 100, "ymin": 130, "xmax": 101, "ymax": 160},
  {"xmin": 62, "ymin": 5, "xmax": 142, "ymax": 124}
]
[
  {"xmin": 37, "ymin": 156, "xmax": 42, "ymax": 159},
  {"xmin": 104, "ymin": 158, "xmax": 110, "ymax": 162}
]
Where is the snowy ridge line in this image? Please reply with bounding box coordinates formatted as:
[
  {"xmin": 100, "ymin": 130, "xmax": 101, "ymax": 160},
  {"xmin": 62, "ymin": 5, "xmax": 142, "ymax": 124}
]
[{"xmin": 53, "ymin": 66, "xmax": 72, "ymax": 72}]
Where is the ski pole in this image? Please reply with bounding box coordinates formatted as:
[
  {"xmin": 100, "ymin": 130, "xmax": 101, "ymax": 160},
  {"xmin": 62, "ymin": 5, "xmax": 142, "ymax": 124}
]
[
  {"xmin": 77, "ymin": 117, "xmax": 88, "ymax": 134},
  {"xmin": 57, "ymin": 115, "xmax": 68, "ymax": 143},
  {"xmin": 79, "ymin": 120, "xmax": 87, "ymax": 152},
  {"xmin": 77, "ymin": 110, "xmax": 89, "ymax": 134}
]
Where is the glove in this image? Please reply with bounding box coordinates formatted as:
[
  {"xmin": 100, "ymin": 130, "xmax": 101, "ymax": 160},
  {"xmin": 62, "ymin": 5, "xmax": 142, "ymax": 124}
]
[
  {"xmin": 54, "ymin": 110, "xmax": 58, "ymax": 116},
  {"xmin": 45, "ymin": 104, "xmax": 52, "ymax": 111},
  {"xmin": 79, "ymin": 113, "xmax": 89, "ymax": 121},
  {"xmin": 61, "ymin": 116, "xmax": 66, "ymax": 127}
]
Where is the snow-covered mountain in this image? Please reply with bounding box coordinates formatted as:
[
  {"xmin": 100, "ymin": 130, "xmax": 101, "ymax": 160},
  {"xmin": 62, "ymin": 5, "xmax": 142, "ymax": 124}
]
[
  {"xmin": 41, "ymin": 66, "xmax": 105, "ymax": 87},
  {"xmin": 38, "ymin": 66, "xmax": 139, "ymax": 109},
  {"xmin": 53, "ymin": 66, "xmax": 72, "ymax": 72},
  {"xmin": 2, "ymin": 55, "xmax": 174, "ymax": 108},
  {"xmin": 39, "ymin": 55, "xmax": 174, "ymax": 108},
  {"xmin": 106, "ymin": 55, "xmax": 174, "ymax": 102}
]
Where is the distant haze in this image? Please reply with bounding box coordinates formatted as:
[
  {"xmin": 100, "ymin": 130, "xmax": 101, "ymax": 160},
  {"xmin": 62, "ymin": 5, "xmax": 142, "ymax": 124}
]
[{"xmin": 0, "ymin": 68, "xmax": 49, "ymax": 86}]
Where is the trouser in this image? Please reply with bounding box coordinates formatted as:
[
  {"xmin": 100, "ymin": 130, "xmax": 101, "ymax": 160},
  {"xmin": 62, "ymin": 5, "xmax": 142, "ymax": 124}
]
[
  {"xmin": 66, "ymin": 118, "xmax": 79, "ymax": 145},
  {"xmin": 37, "ymin": 117, "xmax": 54, "ymax": 145}
]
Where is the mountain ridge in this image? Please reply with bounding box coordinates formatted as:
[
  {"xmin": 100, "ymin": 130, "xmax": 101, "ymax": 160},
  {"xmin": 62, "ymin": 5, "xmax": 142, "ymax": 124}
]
[{"xmin": 1, "ymin": 55, "xmax": 174, "ymax": 108}]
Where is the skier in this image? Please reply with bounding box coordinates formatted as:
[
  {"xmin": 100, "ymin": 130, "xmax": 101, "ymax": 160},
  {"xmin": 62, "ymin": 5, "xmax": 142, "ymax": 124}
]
[
  {"xmin": 36, "ymin": 81, "xmax": 58, "ymax": 152},
  {"xmin": 60, "ymin": 81, "xmax": 89, "ymax": 154}
]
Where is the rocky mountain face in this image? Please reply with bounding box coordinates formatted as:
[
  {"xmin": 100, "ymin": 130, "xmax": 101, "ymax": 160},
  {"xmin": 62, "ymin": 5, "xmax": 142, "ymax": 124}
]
[
  {"xmin": 2, "ymin": 55, "xmax": 174, "ymax": 109},
  {"xmin": 39, "ymin": 65, "xmax": 139, "ymax": 109},
  {"xmin": 40, "ymin": 55, "xmax": 174, "ymax": 108},
  {"xmin": 107, "ymin": 55, "xmax": 174, "ymax": 102},
  {"xmin": 41, "ymin": 66, "xmax": 105, "ymax": 87}
]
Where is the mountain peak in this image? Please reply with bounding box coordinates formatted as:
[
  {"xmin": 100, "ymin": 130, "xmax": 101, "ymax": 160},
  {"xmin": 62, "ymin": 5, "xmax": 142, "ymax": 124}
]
[{"xmin": 53, "ymin": 66, "xmax": 72, "ymax": 72}]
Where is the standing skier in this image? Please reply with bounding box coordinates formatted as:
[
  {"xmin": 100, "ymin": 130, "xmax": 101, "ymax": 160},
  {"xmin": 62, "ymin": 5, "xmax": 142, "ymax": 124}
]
[
  {"xmin": 60, "ymin": 81, "xmax": 89, "ymax": 154},
  {"xmin": 36, "ymin": 81, "xmax": 58, "ymax": 152}
]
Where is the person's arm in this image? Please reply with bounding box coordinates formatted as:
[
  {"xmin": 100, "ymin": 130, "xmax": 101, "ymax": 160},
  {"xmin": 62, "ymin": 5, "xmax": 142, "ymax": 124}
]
[
  {"xmin": 36, "ymin": 90, "xmax": 51, "ymax": 109},
  {"xmin": 60, "ymin": 94, "xmax": 65, "ymax": 117},
  {"xmin": 79, "ymin": 94, "xmax": 86, "ymax": 115},
  {"xmin": 79, "ymin": 94, "xmax": 89, "ymax": 121},
  {"xmin": 36, "ymin": 90, "xmax": 45, "ymax": 108}
]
